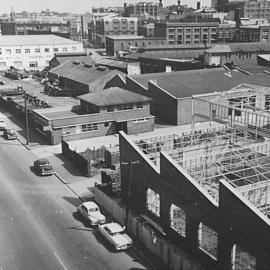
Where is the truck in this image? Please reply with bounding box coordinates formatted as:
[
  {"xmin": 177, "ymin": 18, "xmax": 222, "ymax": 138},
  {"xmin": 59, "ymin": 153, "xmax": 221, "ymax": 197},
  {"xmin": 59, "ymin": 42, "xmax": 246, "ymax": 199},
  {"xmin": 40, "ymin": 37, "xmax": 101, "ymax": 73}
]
[
  {"xmin": 0, "ymin": 85, "xmax": 24, "ymax": 96},
  {"xmin": 0, "ymin": 112, "xmax": 7, "ymax": 131}
]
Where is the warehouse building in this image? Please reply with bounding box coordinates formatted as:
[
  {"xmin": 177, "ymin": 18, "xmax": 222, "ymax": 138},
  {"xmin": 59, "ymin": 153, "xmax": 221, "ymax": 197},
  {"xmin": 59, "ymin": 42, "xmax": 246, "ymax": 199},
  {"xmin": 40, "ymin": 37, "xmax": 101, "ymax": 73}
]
[
  {"xmin": 125, "ymin": 68, "xmax": 270, "ymax": 125},
  {"xmin": 0, "ymin": 34, "xmax": 83, "ymax": 71},
  {"xmin": 119, "ymin": 86, "xmax": 270, "ymax": 269}
]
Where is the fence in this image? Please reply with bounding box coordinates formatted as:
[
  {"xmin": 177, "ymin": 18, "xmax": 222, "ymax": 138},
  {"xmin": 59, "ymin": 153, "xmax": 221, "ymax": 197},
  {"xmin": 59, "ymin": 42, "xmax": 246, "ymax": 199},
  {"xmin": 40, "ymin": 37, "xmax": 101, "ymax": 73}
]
[{"xmin": 94, "ymin": 186, "xmax": 204, "ymax": 270}]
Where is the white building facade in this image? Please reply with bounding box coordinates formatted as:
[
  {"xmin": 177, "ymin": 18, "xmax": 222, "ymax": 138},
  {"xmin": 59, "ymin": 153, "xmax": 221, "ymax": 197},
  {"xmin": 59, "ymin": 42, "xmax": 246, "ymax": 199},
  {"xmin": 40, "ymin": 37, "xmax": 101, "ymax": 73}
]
[{"xmin": 0, "ymin": 35, "xmax": 84, "ymax": 71}]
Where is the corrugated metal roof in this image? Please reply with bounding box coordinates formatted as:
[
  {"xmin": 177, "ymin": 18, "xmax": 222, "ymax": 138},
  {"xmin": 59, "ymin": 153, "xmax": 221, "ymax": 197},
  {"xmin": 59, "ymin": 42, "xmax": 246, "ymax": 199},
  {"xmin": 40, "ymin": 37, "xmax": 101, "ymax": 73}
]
[
  {"xmin": 0, "ymin": 34, "xmax": 81, "ymax": 46},
  {"xmin": 130, "ymin": 68, "xmax": 270, "ymax": 99},
  {"xmin": 79, "ymin": 87, "xmax": 151, "ymax": 106}
]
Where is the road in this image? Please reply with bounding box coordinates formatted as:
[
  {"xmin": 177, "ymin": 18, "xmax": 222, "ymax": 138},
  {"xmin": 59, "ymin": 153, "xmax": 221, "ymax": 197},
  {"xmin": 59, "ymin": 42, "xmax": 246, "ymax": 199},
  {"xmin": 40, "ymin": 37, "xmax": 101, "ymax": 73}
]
[{"xmin": 0, "ymin": 137, "xmax": 149, "ymax": 270}]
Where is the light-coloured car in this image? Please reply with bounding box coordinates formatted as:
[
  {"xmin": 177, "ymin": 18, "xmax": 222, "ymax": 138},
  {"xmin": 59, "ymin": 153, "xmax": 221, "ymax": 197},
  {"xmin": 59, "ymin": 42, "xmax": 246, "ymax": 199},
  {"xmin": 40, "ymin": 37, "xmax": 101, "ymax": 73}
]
[
  {"xmin": 98, "ymin": 222, "xmax": 133, "ymax": 251},
  {"xmin": 77, "ymin": 202, "xmax": 106, "ymax": 226}
]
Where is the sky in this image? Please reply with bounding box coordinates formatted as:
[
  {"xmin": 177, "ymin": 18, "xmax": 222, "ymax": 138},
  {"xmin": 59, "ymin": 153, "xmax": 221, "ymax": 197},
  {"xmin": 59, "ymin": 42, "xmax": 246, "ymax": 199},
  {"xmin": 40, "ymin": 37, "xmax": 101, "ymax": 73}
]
[{"xmin": 0, "ymin": 0, "xmax": 212, "ymax": 14}]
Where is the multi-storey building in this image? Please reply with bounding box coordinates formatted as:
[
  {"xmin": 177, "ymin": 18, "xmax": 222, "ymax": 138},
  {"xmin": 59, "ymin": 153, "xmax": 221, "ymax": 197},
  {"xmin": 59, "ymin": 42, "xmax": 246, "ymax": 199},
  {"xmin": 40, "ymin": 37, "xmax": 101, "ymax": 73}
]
[
  {"xmin": 218, "ymin": 22, "xmax": 237, "ymax": 42},
  {"xmin": 155, "ymin": 21, "xmax": 219, "ymax": 45},
  {"xmin": 238, "ymin": 24, "xmax": 270, "ymax": 42},
  {"xmin": 0, "ymin": 35, "xmax": 83, "ymax": 71},
  {"xmin": 224, "ymin": 0, "xmax": 270, "ymax": 20},
  {"xmin": 95, "ymin": 17, "xmax": 138, "ymax": 48},
  {"xmin": 124, "ymin": 1, "xmax": 162, "ymax": 18}
]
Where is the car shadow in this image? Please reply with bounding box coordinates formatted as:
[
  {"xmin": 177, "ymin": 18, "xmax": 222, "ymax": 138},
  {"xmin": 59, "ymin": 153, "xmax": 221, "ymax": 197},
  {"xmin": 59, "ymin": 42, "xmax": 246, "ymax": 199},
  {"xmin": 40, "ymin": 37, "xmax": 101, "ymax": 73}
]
[
  {"xmin": 92, "ymin": 229, "xmax": 119, "ymax": 253},
  {"xmin": 29, "ymin": 165, "xmax": 39, "ymax": 176}
]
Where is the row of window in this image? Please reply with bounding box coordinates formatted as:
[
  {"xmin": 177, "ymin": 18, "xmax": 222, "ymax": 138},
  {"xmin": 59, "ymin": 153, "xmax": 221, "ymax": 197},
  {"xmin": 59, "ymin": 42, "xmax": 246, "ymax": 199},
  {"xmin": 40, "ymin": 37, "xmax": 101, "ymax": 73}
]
[
  {"xmin": 146, "ymin": 188, "xmax": 256, "ymax": 269},
  {"xmin": 107, "ymin": 103, "xmax": 143, "ymax": 112},
  {"xmin": 168, "ymin": 28, "xmax": 217, "ymax": 33},
  {"xmin": 168, "ymin": 34, "xmax": 213, "ymax": 40},
  {"xmin": 0, "ymin": 60, "xmax": 49, "ymax": 67},
  {"xmin": 0, "ymin": 46, "xmax": 77, "ymax": 55}
]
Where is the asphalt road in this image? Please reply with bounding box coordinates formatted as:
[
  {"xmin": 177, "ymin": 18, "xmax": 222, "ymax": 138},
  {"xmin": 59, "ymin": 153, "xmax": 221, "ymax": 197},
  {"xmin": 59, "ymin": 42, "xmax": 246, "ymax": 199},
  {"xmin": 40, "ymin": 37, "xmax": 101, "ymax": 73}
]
[{"xmin": 0, "ymin": 137, "xmax": 149, "ymax": 270}]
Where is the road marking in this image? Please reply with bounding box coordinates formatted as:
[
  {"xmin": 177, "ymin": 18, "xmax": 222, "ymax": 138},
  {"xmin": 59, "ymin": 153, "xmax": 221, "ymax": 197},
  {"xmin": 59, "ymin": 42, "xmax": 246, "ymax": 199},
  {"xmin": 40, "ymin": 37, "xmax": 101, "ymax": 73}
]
[{"xmin": 54, "ymin": 252, "xmax": 68, "ymax": 270}]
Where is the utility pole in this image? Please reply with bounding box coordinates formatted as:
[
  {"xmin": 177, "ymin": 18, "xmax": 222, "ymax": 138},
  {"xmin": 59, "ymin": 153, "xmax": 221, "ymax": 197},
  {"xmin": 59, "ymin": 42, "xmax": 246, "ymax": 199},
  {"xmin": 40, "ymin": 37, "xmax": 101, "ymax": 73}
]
[
  {"xmin": 122, "ymin": 160, "xmax": 139, "ymax": 228},
  {"xmin": 24, "ymin": 93, "xmax": 29, "ymax": 145}
]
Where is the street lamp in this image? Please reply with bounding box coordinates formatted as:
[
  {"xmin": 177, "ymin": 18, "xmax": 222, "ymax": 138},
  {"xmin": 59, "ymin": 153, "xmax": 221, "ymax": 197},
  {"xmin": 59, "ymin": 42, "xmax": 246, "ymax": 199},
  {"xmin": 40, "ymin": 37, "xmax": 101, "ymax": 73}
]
[{"xmin": 24, "ymin": 92, "xmax": 30, "ymax": 145}]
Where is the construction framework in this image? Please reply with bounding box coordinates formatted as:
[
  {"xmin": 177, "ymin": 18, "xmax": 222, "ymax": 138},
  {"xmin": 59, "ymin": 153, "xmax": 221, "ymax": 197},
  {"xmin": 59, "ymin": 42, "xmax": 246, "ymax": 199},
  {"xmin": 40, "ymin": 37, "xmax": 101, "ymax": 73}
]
[{"xmin": 135, "ymin": 123, "xmax": 270, "ymax": 218}]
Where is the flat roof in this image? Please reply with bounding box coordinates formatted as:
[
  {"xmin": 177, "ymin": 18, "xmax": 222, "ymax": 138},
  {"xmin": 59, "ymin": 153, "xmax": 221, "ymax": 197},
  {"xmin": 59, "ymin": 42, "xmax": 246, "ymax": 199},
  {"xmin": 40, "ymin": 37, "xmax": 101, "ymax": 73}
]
[
  {"xmin": 106, "ymin": 35, "xmax": 145, "ymax": 40},
  {"xmin": 0, "ymin": 35, "xmax": 81, "ymax": 46},
  {"xmin": 130, "ymin": 68, "xmax": 270, "ymax": 99}
]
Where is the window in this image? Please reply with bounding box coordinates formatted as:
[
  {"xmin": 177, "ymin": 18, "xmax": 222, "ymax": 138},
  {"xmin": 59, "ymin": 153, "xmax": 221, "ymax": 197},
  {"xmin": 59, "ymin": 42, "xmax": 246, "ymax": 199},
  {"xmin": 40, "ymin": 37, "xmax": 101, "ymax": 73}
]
[
  {"xmin": 169, "ymin": 41, "xmax": 174, "ymax": 44},
  {"xmin": 231, "ymin": 244, "xmax": 256, "ymax": 270},
  {"xmin": 177, "ymin": 28, "xmax": 183, "ymax": 33},
  {"xmin": 198, "ymin": 222, "xmax": 218, "ymax": 259},
  {"xmin": 35, "ymin": 48, "xmax": 40, "ymax": 53},
  {"xmin": 170, "ymin": 204, "xmax": 186, "ymax": 237},
  {"xmin": 25, "ymin": 49, "xmax": 30, "ymax": 53},
  {"xmin": 168, "ymin": 28, "xmax": 174, "ymax": 33},
  {"xmin": 72, "ymin": 47, "xmax": 77, "ymax": 51},
  {"xmin": 117, "ymin": 104, "xmax": 133, "ymax": 111},
  {"xmin": 185, "ymin": 28, "xmax": 191, "ymax": 33},
  {"xmin": 44, "ymin": 48, "xmax": 50, "ymax": 52},
  {"xmin": 185, "ymin": 34, "xmax": 191, "ymax": 39},
  {"xmin": 203, "ymin": 28, "xmax": 208, "ymax": 33},
  {"xmin": 81, "ymin": 123, "xmax": 98, "ymax": 132},
  {"xmin": 169, "ymin": 35, "xmax": 174, "ymax": 39},
  {"xmin": 54, "ymin": 48, "xmax": 59, "ymax": 52},
  {"xmin": 194, "ymin": 28, "xmax": 200, "ymax": 33},
  {"xmin": 29, "ymin": 62, "xmax": 38, "ymax": 67},
  {"xmin": 62, "ymin": 47, "xmax": 68, "ymax": 52},
  {"xmin": 107, "ymin": 106, "xmax": 114, "ymax": 112},
  {"xmin": 14, "ymin": 61, "xmax": 22, "ymax": 66},
  {"xmin": 146, "ymin": 188, "xmax": 160, "ymax": 217},
  {"xmin": 15, "ymin": 49, "xmax": 21, "ymax": 53},
  {"xmin": 194, "ymin": 34, "xmax": 200, "ymax": 39},
  {"xmin": 133, "ymin": 118, "xmax": 149, "ymax": 123},
  {"xmin": 136, "ymin": 103, "xmax": 143, "ymax": 109},
  {"xmin": 6, "ymin": 49, "xmax": 11, "ymax": 54}
]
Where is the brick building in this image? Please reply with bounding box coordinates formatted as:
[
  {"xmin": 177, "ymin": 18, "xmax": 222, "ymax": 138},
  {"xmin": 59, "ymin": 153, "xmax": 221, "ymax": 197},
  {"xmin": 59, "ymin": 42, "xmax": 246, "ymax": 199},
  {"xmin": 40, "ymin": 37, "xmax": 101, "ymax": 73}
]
[
  {"xmin": 105, "ymin": 35, "xmax": 165, "ymax": 56},
  {"xmin": 204, "ymin": 42, "xmax": 270, "ymax": 66},
  {"xmin": 32, "ymin": 87, "xmax": 154, "ymax": 144},
  {"xmin": 124, "ymin": 68, "xmax": 270, "ymax": 125},
  {"xmin": 154, "ymin": 21, "xmax": 219, "ymax": 45},
  {"xmin": 95, "ymin": 17, "xmax": 138, "ymax": 48}
]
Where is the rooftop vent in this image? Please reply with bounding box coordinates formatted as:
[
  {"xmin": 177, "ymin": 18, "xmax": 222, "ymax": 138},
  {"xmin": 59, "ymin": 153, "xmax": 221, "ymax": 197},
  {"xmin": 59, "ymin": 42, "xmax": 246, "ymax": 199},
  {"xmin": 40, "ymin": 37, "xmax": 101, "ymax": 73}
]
[{"xmin": 73, "ymin": 60, "xmax": 80, "ymax": 65}]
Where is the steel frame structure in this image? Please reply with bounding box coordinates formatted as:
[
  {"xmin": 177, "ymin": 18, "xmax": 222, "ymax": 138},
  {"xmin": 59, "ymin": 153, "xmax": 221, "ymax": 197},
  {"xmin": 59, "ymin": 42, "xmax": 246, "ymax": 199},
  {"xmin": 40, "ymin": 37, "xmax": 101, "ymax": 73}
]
[{"xmin": 135, "ymin": 124, "xmax": 270, "ymax": 217}]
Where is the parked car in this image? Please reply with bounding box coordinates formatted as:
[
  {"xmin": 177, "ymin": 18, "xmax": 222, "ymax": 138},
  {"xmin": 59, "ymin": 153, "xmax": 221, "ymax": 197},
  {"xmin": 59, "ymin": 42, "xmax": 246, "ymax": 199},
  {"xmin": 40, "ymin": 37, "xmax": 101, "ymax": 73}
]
[
  {"xmin": 3, "ymin": 129, "xmax": 17, "ymax": 140},
  {"xmin": 98, "ymin": 222, "xmax": 133, "ymax": 251},
  {"xmin": 33, "ymin": 158, "xmax": 54, "ymax": 176},
  {"xmin": 77, "ymin": 201, "xmax": 106, "ymax": 226}
]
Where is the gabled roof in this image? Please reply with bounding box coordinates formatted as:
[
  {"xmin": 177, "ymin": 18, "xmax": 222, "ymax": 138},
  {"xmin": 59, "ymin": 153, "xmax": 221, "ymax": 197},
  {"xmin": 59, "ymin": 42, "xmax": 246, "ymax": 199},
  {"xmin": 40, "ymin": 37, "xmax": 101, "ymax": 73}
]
[
  {"xmin": 129, "ymin": 68, "xmax": 270, "ymax": 99},
  {"xmin": 79, "ymin": 87, "xmax": 151, "ymax": 106},
  {"xmin": 205, "ymin": 42, "xmax": 270, "ymax": 54},
  {"xmin": 50, "ymin": 53, "xmax": 95, "ymax": 66},
  {"xmin": 49, "ymin": 60, "xmax": 118, "ymax": 86}
]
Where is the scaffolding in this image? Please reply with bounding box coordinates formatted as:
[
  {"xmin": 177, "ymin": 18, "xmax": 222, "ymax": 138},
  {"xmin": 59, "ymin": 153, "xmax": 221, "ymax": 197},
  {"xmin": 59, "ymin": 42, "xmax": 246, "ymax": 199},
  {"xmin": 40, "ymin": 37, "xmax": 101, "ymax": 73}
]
[{"xmin": 135, "ymin": 124, "xmax": 270, "ymax": 218}]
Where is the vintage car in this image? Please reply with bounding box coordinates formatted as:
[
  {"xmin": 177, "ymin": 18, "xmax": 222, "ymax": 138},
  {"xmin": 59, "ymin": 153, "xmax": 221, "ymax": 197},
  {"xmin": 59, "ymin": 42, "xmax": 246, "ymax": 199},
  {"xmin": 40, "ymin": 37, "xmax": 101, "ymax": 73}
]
[
  {"xmin": 77, "ymin": 201, "xmax": 106, "ymax": 226},
  {"xmin": 33, "ymin": 158, "xmax": 54, "ymax": 176},
  {"xmin": 98, "ymin": 222, "xmax": 133, "ymax": 251}
]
